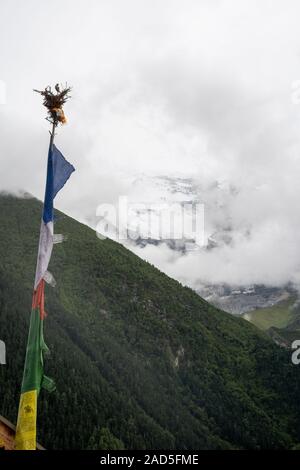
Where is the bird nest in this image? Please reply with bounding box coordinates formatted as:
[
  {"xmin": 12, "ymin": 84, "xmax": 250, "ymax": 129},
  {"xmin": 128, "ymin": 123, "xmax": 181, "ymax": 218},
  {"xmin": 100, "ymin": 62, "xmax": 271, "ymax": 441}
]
[{"xmin": 34, "ymin": 84, "xmax": 71, "ymax": 125}]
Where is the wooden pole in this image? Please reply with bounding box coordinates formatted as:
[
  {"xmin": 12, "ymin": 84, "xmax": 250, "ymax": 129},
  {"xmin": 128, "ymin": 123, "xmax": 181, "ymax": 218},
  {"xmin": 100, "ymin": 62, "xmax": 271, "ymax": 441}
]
[{"xmin": 49, "ymin": 120, "xmax": 56, "ymax": 150}]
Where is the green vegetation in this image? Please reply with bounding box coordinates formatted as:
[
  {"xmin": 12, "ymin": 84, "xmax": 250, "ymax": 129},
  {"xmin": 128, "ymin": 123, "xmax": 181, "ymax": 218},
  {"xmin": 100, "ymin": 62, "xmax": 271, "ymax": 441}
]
[
  {"xmin": 88, "ymin": 427, "xmax": 124, "ymax": 450},
  {"xmin": 242, "ymin": 296, "xmax": 298, "ymax": 331},
  {"xmin": 0, "ymin": 194, "xmax": 300, "ymax": 449}
]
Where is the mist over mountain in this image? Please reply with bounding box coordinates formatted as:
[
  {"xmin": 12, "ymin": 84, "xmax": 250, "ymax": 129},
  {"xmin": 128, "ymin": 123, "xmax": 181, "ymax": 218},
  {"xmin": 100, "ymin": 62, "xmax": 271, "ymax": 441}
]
[
  {"xmin": 106, "ymin": 175, "xmax": 297, "ymax": 316},
  {"xmin": 2, "ymin": 2, "xmax": 300, "ymax": 301}
]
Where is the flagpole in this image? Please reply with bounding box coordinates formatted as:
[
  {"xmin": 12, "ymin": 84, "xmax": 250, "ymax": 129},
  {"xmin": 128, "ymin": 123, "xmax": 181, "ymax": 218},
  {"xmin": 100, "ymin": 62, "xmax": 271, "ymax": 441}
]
[
  {"xmin": 15, "ymin": 84, "xmax": 72, "ymax": 451},
  {"xmin": 50, "ymin": 121, "xmax": 56, "ymax": 149}
]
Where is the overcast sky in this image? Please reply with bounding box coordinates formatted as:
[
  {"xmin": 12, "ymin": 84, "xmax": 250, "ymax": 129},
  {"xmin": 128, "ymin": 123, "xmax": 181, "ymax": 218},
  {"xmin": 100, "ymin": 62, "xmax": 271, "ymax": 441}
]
[{"xmin": 1, "ymin": 0, "xmax": 300, "ymax": 289}]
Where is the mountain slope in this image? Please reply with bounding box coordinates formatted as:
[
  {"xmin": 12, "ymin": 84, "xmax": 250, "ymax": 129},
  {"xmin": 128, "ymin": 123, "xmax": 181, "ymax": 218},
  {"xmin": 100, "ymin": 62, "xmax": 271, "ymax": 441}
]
[
  {"xmin": 0, "ymin": 194, "xmax": 300, "ymax": 449},
  {"xmin": 241, "ymin": 297, "xmax": 300, "ymax": 348},
  {"xmin": 242, "ymin": 296, "xmax": 298, "ymax": 331}
]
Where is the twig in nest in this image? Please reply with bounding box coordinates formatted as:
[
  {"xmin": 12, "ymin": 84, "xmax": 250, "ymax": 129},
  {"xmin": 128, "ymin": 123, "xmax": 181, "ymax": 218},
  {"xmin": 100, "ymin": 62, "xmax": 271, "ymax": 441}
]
[{"xmin": 34, "ymin": 83, "xmax": 71, "ymax": 125}]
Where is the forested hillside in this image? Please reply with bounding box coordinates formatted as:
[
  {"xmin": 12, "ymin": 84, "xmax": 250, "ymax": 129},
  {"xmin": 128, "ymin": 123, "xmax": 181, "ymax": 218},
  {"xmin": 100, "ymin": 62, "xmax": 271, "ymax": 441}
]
[{"xmin": 0, "ymin": 194, "xmax": 300, "ymax": 449}]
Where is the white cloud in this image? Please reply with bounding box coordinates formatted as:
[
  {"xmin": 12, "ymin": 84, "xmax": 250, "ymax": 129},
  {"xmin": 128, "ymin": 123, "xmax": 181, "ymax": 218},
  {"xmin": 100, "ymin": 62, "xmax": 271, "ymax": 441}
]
[{"xmin": 1, "ymin": 0, "xmax": 300, "ymax": 288}]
